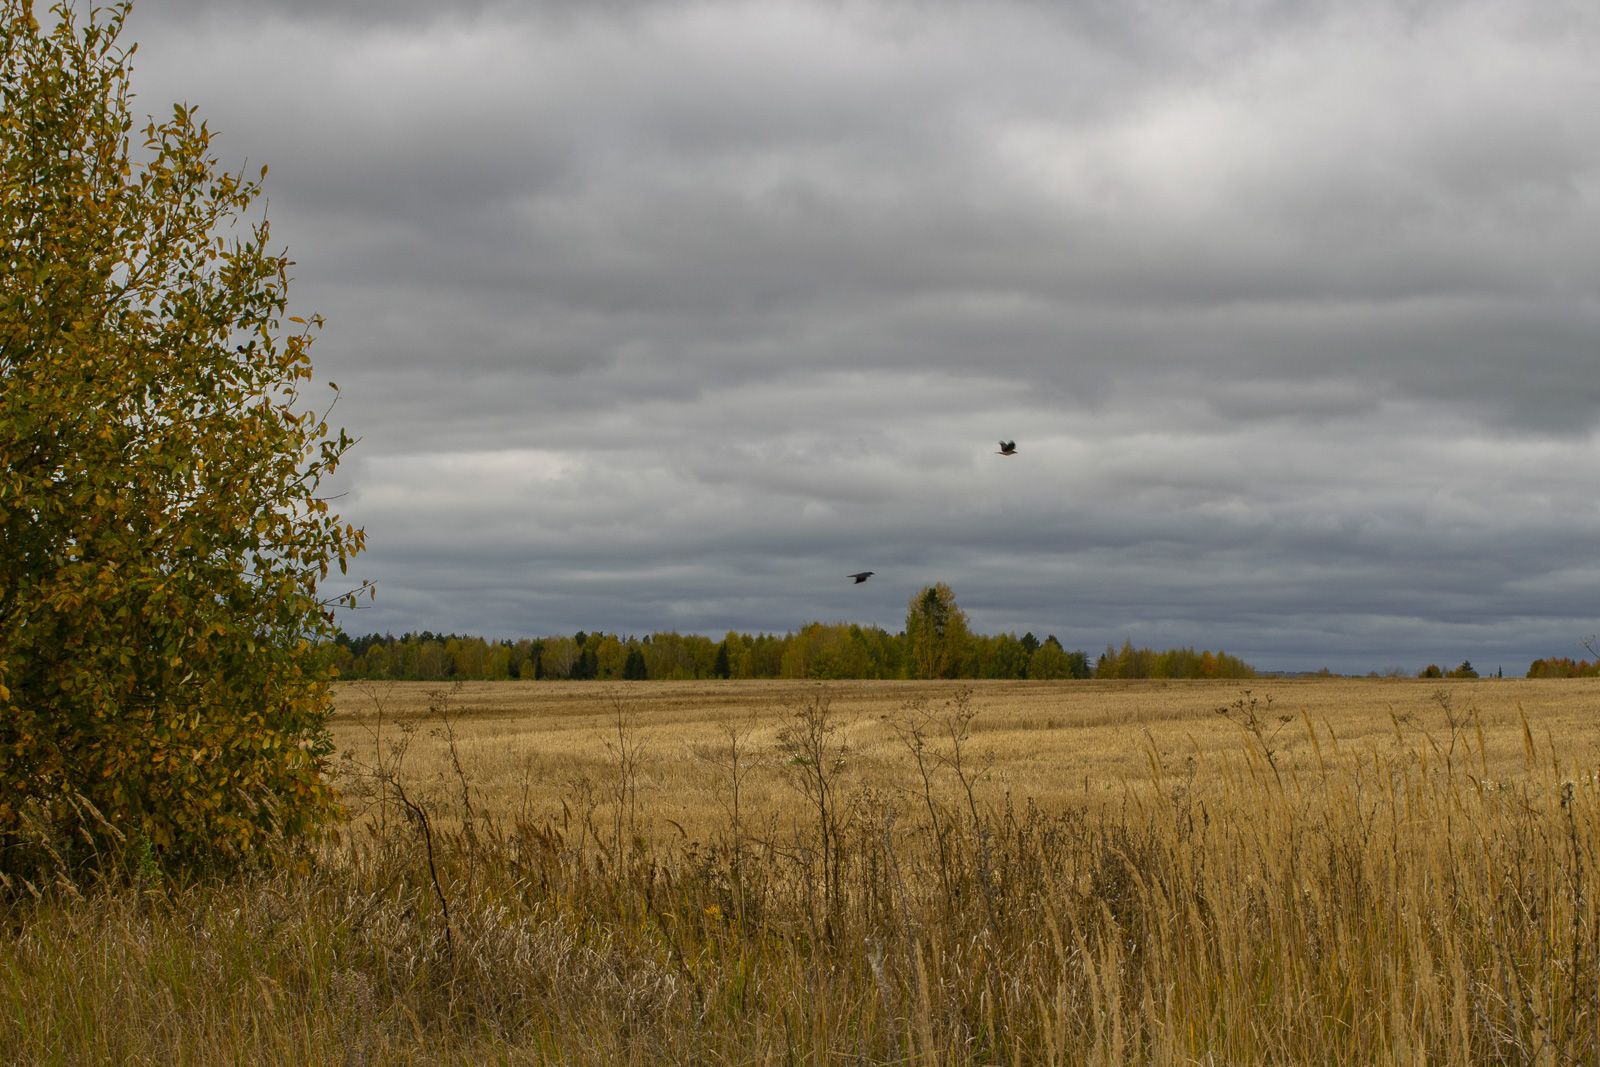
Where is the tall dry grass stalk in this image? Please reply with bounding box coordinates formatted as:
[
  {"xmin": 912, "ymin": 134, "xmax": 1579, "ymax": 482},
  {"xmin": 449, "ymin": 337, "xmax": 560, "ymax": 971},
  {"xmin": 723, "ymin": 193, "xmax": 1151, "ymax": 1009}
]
[{"xmin": 3, "ymin": 681, "xmax": 1598, "ymax": 1064}]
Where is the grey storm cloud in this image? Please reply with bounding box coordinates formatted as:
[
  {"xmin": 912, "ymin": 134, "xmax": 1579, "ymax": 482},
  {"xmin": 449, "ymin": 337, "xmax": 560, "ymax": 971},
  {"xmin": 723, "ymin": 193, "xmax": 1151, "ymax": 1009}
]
[{"xmin": 114, "ymin": 0, "xmax": 1600, "ymax": 672}]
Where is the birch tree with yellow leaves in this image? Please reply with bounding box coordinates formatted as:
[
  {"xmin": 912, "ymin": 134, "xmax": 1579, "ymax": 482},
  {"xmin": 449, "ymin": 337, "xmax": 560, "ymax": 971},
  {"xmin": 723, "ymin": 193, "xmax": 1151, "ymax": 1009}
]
[{"xmin": 0, "ymin": 0, "xmax": 367, "ymax": 884}]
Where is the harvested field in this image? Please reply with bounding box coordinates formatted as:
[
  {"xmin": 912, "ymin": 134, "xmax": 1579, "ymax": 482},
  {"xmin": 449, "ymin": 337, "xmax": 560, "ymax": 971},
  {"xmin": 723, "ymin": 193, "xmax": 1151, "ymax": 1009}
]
[
  {"xmin": 9, "ymin": 678, "xmax": 1600, "ymax": 1065},
  {"xmin": 329, "ymin": 676, "xmax": 1600, "ymax": 838}
]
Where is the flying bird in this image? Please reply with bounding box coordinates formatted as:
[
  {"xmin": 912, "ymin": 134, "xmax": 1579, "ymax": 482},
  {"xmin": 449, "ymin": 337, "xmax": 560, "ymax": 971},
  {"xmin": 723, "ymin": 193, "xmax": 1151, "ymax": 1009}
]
[
  {"xmin": 849, "ymin": 571, "xmax": 875, "ymax": 584},
  {"xmin": 996, "ymin": 440, "xmax": 1018, "ymax": 456}
]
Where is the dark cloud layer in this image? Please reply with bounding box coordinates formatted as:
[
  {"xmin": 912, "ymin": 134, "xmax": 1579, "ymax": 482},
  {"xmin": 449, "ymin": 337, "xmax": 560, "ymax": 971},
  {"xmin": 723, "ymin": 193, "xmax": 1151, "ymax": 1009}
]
[{"xmin": 117, "ymin": 0, "xmax": 1600, "ymax": 672}]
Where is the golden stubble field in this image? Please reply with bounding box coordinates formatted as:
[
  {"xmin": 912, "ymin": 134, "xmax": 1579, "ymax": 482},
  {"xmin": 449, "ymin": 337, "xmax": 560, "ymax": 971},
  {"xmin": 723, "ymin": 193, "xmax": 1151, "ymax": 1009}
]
[
  {"xmin": 13, "ymin": 676, "xmax": 1599, "ymax": 1065},
  {"xmin": 329, "ymin": 676, "xmax": 1600, "ymax": 840}
]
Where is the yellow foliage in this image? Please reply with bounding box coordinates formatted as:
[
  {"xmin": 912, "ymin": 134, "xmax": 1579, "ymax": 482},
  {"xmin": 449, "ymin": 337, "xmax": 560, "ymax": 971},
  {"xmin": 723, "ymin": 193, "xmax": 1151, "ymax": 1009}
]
[{"xmin": 0, "ymin": 0, "xmax": 364, "ymax": 880}]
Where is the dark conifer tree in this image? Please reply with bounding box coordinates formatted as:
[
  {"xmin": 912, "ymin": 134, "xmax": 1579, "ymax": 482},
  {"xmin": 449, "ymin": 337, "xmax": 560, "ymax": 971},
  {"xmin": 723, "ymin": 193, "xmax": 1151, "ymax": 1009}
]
[{"xmin": 623, "ymin": 648, "xmax": 648, "ymax": 680}]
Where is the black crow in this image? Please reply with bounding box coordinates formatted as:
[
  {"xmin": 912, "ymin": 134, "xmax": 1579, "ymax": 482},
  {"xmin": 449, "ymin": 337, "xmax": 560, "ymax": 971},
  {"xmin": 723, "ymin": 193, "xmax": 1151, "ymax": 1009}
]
[
  {"xmin": 848, "ymin": 571, "xmax": 875, "ymax": 584},
  {"xmin": 997, "ymin": 440, "xmax": 1018, "ymax": 456}
]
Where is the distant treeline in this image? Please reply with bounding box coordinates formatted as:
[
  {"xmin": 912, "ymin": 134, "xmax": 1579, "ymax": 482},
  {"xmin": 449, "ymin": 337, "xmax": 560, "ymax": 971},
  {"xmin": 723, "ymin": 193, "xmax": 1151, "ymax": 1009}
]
[
  {"xmin": 327, "ymin": 629, "xmax": 1257, "ymax": 683},
  {"xmin": 1525, "ymin": 657, "xmax": 1600, "ymax": 679}
]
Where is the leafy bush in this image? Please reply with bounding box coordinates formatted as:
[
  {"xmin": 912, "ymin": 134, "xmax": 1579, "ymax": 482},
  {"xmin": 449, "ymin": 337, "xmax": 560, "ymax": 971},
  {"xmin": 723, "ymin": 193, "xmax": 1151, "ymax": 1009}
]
[{"xmin": 0, "ymin": 1, "xmax": 366, "ymax": 885}]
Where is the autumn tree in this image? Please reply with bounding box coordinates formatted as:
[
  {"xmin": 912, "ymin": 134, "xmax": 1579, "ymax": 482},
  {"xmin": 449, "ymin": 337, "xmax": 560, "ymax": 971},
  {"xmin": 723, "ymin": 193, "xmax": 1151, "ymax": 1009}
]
[
  {"xmin": 1027, "ymin": 636, "xmax": 1086, "ymax": 680},
  {"xmin": 1096, "ymin": 640, "xmax": 1252, "ymax": 679},
  {"xmin": 904, "ymin": 583, "xmax": 972, "ymax": 679},
  {"xmin": 540, "ymin": 636, "xmax": 578, "ymax": 679},
  {"xmin": 1527, "ymin": 657, "xmax": 1600, "ymax": 679},
  {"xmin": 781, "ymin": 622, "xmax": 874, "ymax": 680},
  {"xmin": 748, "ymin": 633, "xmax": 784, "ymax": 677},
  {"xmin": 594, "ymin": 634, "xmax": 625, "ymax": 679},
  {"xmin": 0, "ymin": 1, "xmax": 366, "ymax": 881},
  {"xmin": 988, "ymin": 633, "xmax": 1029, "ymax": 679}
]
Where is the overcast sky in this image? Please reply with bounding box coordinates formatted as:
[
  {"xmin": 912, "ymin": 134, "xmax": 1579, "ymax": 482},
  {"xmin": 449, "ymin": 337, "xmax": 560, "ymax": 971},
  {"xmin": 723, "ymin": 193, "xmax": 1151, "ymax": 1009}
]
[{"xmin": 120, "ymin": 0, "xmax": 1600, "ymax": 673}]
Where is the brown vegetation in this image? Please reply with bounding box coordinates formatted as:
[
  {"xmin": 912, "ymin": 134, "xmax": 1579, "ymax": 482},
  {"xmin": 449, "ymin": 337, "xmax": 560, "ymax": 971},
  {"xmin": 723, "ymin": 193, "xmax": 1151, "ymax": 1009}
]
[
  {"xmin": 4, "ymin": 677, "xmax": 1600, "ymax": 1064},
  {"xmin": 324, "ymin": 677, "xmax": 1597, "ymax": 840}
]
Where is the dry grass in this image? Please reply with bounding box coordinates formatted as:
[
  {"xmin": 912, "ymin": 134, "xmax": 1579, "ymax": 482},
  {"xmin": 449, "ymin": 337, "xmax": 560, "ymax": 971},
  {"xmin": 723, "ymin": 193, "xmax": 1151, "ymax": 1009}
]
[
  {"xmin": 4, "ymin": 677, "xmax": 1600, "ymax": 1064},
  {"xmin": 326, "ymin": 677, "xmax": 1600, "ymax": 838}
]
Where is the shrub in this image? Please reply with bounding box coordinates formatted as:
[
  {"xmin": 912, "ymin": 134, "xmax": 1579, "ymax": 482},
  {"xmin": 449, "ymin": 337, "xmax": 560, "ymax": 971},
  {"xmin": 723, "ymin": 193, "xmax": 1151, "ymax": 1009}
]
[{"xmin": 0, "ymin": 1, "xmax": 366, "ymax": 885}]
